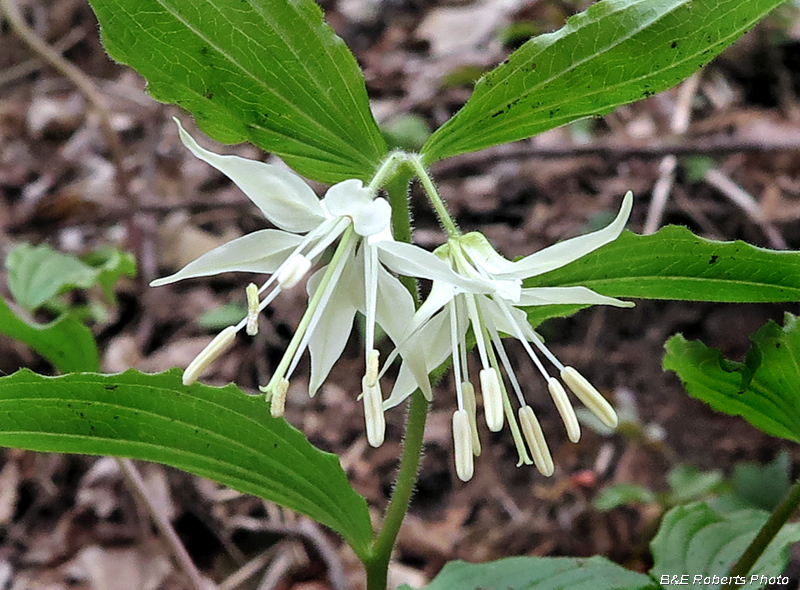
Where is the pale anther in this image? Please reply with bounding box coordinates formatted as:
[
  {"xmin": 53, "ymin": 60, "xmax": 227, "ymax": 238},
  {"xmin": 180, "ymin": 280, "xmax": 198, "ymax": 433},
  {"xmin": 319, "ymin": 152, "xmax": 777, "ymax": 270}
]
[
  {"xmin": 560, "ymin": 366, "xmax": 618, "ymax": 428},
  {"xmin": 362, "ymin": 376, "xmax": 385, "ymax": 447},
  {"xmin": 547, "ymin": 377, "xmax": 580, "ymax": 443},
  {"xmin": 277, "ymin": 254, "xmax": 312, "ymax": 289},
  {"xmin": 245, "ymin": 282, "xmax": 259, "ymax": 336},
  {"xmin": 518, "ymin": 405, "xmax": 554, "ymax": 477},
  {"xmin": 365, "ymin": 348, "xmax": 380, "ymax": 388},
  {"xmin": 270, "ymin": 378, "xmax": 289, "ymax": 418},
  {"xmin": 461, "ymin": 381, "xmax": 481, "ymax": 456},
  {"xmin": 183, "ymin": 326, "xmax": 237, "ymax": 386},
  {"xmin": 480, "ymin": 368, "xmax": 504, "ymax": 432},
  {"xmin": 453, "ymin": 409, "xmax": 474, "ymax": 482}
]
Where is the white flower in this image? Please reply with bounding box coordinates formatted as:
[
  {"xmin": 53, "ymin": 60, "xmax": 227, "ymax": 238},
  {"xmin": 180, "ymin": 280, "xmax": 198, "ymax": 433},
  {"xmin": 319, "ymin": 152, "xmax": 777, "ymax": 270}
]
[
  {"xmin": 383, "ymin": 191, "xmax": 634, "ymax": 481},
  {"xmin": 152, "ymin": 119, "xmax": 479, "ymax": 446}
]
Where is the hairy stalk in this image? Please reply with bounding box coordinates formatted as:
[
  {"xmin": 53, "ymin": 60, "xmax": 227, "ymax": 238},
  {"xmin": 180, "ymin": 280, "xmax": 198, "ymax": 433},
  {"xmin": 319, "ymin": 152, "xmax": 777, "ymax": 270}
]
[
  {"xmin": 721, "ymin": 475, "xmax": 800, "ymax": 590},
  {"xmin": 407, "ymin": 155, "xmax": 460, "ymax": 238},
  {"xmin": 362, "ymin": 165, "xmax": 430, "ymax": 590}
]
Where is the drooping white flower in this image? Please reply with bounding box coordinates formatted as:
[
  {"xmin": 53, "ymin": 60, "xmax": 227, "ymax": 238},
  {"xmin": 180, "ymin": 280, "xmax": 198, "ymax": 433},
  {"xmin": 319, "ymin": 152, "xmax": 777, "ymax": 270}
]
[
  {"xmin": 383, "ymin": 191, "xmax": 634, "ymax": 481},
  {"xmin": 152, "ymin": 119, "xmax": 480, "ymax": 446}
]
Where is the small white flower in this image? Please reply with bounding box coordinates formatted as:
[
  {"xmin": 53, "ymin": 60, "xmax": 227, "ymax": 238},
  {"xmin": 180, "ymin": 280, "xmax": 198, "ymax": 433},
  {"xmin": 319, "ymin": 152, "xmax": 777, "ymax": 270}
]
[
  {"xmin": 383, "ymin": 191, "xmax": 634, "ymax": 480},
  {"xmin": 152, "ymin": 119, "xmax": 479, "ymax": 445}
]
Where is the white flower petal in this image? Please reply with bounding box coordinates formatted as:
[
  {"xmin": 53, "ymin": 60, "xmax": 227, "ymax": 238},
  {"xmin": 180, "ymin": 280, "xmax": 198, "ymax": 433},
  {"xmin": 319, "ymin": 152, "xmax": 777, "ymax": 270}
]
[
  {"xmin": 323, "ymin": 179, "xmax": 372, "ymax": 216},
  {"xmin": 353, "ymin": 197, "xmax": 392, "ymax": 237},
  {"xmin": 175, "ymin": 118, "xmax": 325, "ymax": 233},
  {"xmin": 385, "ymin": 311, "xmax": 451, "ymax": 409},
  {"xmin": 376, "ymin": 241, "xmax": 492, "ymax": 293},
  {"xmin": 150, "ymin": 229, "xmax": 303, "ymax": 286},
  {"xmin": 517, "ymin": 286, "xmax": 634, "ymax": 308},
  {"xmin": 373, "ymin": 255, "xmax": 417, "ymax": 343},
  {"xmin": 500, "ymin": 191, "xmax": 633, "ymax": 279},
  {"xmin": 306, "ymin": 262, "xmax": 359, "ymax": 396}
]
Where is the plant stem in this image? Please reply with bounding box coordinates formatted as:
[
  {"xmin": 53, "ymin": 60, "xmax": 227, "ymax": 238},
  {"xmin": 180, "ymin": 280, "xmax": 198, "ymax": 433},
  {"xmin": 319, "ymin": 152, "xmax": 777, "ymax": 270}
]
[
  {"xmin": 721, "ymin": 474, "xmax": 800, "ymax": 590},
  {"xmin": 365, "ymin": 390, "xmax": 429, "ymax": 590},
  {"xmin": 361, "ymin": 164, "xmax": 429, "ymax": 590},
  {"xmin": 407, "ymin": 155, "xmax": 460, "ymax": 238}
]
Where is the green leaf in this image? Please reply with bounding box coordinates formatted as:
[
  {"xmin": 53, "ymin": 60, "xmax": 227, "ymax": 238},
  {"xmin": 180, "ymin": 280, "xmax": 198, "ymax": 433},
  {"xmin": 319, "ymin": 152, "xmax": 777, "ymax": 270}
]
[
  {"xmin": 730, "ymin": 452, "xmax": 791, "ymax": 512},
  {"xmin": 524, "ymin": 226, "xmax": 800, "ymax": 327},
  {"xmin": 651, "ymin": 502, "xmax": 800, "ymax": 589},
  {"xmin": 663, "ymin": 313, "xmax": 800, "ymax": 444},
  {"xmin": 7, "ymin": 244, "xmax": 99, "ymax": 311},
  {"xmin": 0, "ymin": 298, "xmax": 99, "ymax": 373},
  {"xmin": 594, "ymin": 483, "xmax": 657, "ymax": 511},
  {"xmin": 86, "ymin": 0, "xmax": 386, "ymax": 184},
  {"xmin": 398, "ymin": 555, "xmax": 658, "ymax": 590},
  {"xmin": 667, "ymin": 466, "xmax": 724, "ymax": 504},
  {"xmin": 0, "ymin": 369, "xmax": 373, "ymax": 558},
  {"xmin": 6, "ymin": 244, "xmax": 135, "ymax": 312},
  {"xmin": 422, "ymin": 0, "xmax": 784, "ymax": 163}
]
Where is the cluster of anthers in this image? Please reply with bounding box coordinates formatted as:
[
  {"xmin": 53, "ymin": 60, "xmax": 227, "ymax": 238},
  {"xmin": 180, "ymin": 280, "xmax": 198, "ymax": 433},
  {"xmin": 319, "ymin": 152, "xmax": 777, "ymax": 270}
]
[{"xmin": 153, "ymin": 119, "xmax": 634, "ymax": 481}]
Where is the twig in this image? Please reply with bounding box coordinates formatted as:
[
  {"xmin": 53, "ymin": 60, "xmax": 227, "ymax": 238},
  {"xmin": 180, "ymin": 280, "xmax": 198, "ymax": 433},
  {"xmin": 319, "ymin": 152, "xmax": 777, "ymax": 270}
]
[
  {"xmin": 431, "ymin": 135, "xmax": 800, "ymax": 175},
  {"xmin": 116, "ymin": 458, "xmax": 213, "ymax": 590},
  {"xmin": 0, "ymin": 0, "xmax": 130, "ymax": 201},
  {"xmin": 703, "ymin": 168, "xmax": 787, "ymax": 249},
  {"xmin": 644, "ymin": 72, "xmax": 702, "ymax": 234},
  {"xmin": 0, "ymin": 26, "xmax": 86, "ymax": 88},
  {"xmin": 218, "ymin": 549, "xmax": 276, "ymax": 590}
]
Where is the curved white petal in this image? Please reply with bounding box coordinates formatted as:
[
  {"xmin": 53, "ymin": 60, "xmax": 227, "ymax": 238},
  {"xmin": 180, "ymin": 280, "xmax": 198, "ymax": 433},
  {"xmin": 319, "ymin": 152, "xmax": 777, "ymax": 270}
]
[
  {"xmin": 376, "ymin": 241, "xmax": 492, "ymax": 294},
  {"xmin": 373, "ymin": 256, "xmax": 417, "ymax": 343},
  {"xmin": 517, "ymin": 286, "xmax": 635, "ymax": 308},
  {"xmin": 384, "ymin": 311, "xmax": 451, "ymax": 409},
  {"xmin": 175, "ymin": 119, "xmax": 325, "ymax": 233},
  {"xmin": 306, "ymin": 262, "xmax": 360, "ymax": 396},
  {"xmin": 323, "ymin": 179, "xmax": 372, "ymax": 216},
  {"xmin": 353, "ymin": 197, "xmax": 391, "ymax": 237},
  {"xmin": 150, "ymin": 229, "xmax": 303, "ymax": 286},
  {"xmin": 500, "ymin": 191, "xmax": 633, "ymax": 279}
]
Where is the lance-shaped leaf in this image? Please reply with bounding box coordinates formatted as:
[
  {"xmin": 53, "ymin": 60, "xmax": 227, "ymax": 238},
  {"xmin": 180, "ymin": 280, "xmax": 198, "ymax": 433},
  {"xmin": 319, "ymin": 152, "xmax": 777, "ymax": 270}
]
[
  {"xmin": 422, "ymin": 0, "xmax": 785, "ymax": 163},
  {"xmin": 87, "ymin": 0, "xmax": 386, "ymax": 183},
  {"xmin": 523, "ymin": 226, "xmax": 800, "ymax": 327},
  {"xmin": 397, "ymin": 555, "xmax": 658, "ymax": 590},
  {"xmin": 651, "ymin": 502, "xmax": 800, "ymax": 589},
  {"xmin": 663, "ymin": 313, "xmax": 800, "ymax": 444},
  {"xmin": 0, "ymin": 369, "xmax": 373, "ymax": 559}
]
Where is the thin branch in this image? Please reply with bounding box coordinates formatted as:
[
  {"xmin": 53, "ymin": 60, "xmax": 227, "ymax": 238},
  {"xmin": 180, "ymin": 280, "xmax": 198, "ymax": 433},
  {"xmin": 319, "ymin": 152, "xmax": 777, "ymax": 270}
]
[
  {"xmin": 116, "ymin": 458, "xmax": 213, "ymax": 590},
  {"xmin": 0, "ymin": 0, "xmax": 130, "ymax": 201}
]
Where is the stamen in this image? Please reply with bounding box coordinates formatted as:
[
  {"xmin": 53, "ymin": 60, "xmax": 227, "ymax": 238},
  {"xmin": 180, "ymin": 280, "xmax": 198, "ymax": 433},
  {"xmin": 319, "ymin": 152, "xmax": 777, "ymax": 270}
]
[
  {"xmin": 362, "ymin": 376, "xmax": 385, "ymax": 447},
  {"xmin": 518, "ymin": 406, "xmax": 554, "ymax": 477},
  {"xmin": 547, "ymin": 378, "xmax": 580, "ymax": 443},
  {"xmin": 183, "ymin": 326, "xmax": 237, "ymax": 385},
  {"xmin": 461, "ymin": 381, "xmax": 481, "ymax": 456},
  {"xmin": 560, "ymin": 366, "xmax": 618, "ymax": 428},
  {"xmin": 452, "ymin": 409, "xmax": 474, "ymax": 481},
  {"xmin": 276, "ymin": 254, "xmax": 312, "ymax": 289},
  {"xmin": 480, "ymin": 368, "xmax": 504, "ymax": 432},
  {"xmin": 365, "ymin": 349, "xmax": 380, "ymax": 388},
  {"xmin": 245, "ymin": 283, "xmax": 259, "ymax": 336},
  {"xmin": 270, "ymin": 378, "xmax": 288, "ymax": 418}
]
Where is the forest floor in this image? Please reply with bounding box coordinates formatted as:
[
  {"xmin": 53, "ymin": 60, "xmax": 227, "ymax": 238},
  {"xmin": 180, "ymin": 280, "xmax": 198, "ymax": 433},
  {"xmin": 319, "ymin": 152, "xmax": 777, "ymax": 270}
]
[{"xmin": 2, "ymin": 0, "xmax": 800, "ymax": 589}]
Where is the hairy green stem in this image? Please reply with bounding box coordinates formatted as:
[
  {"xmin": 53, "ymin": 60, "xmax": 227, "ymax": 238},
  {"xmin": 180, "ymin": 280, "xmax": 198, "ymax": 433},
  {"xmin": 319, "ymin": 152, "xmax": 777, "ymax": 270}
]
[
  {"xmin": 365, "ymin": 390, "xmax": 429, "ymax": 590},
  {"xmin": 361, "ymin": 164, "xmax": 429, "ymax": 590},
  {"xmin": 407, "ymin": 154, "xmax": 460, "ymax": 238},
  {"xmin": 721, "ymin": 474, "xmax": 800, "ymax": 590}
]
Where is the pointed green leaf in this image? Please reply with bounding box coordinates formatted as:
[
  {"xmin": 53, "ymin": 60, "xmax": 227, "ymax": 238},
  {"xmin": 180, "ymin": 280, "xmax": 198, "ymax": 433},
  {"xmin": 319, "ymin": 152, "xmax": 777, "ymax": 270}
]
[
  {"xmin": 663, "ymin": 313, "xmax": 800, "ymax": 444},
  {"xmin": 87, "ymin": 0, "xmax": 386, "ymax": 183},
  {"xmin": 422, "ymin": 0, "xmax": 784, "ymax": 163},
  {"xmin": 651, "ymin": 502, "xmax": 800, "ymax": 589},
  {"xmin": 0, "ymin": 298, "xmax": 99, "ymax": 373},
  {"xmin": 397, "ymin": 556, "xmax": 658, "ymax": 590},
  {"xmin": 0, "ymin": 369, "xmax": 373, "ymax": 558},
  {"xmin": 524, "ymin": 226, "xmax": 800, "ymax": 327}
]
